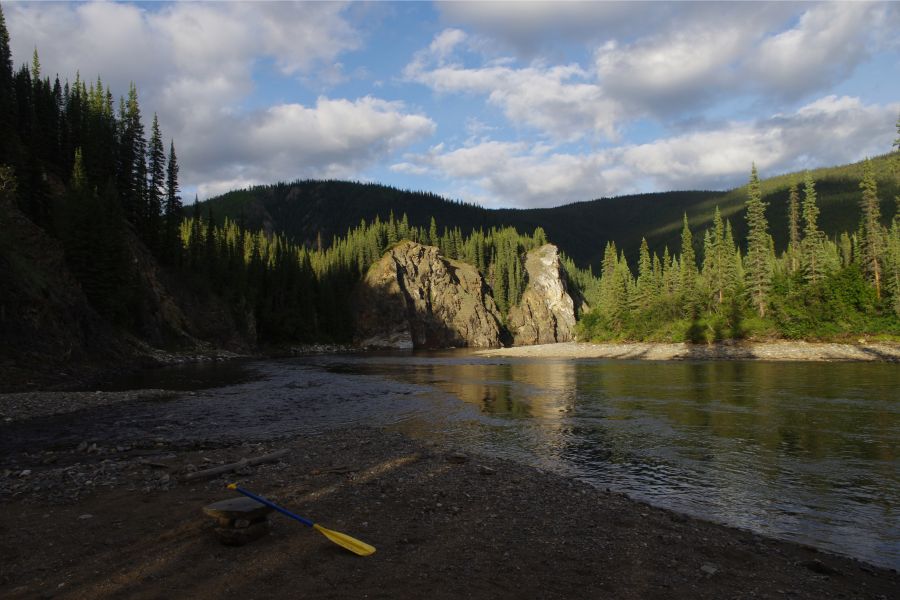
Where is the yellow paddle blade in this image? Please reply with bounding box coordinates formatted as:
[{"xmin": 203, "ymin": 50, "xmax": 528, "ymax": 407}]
[{"xmin": 313, "ymin": 523, "xmax": 376, "ymax": 556}]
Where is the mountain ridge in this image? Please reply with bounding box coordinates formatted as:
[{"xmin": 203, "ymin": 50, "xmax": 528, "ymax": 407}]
[{"xmin": 200, "ymin": 153, "xmax": 899, "ymax": 268}]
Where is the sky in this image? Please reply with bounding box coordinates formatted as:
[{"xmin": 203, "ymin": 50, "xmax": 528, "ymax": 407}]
[{"xmin": 5, "ymin": 1, "xmax": 900, "ymax": 208}]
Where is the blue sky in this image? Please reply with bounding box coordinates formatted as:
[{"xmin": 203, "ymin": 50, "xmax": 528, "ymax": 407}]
[{"xmin": 5, "ymin": 1, "xmax": 900, "ymax": 208}]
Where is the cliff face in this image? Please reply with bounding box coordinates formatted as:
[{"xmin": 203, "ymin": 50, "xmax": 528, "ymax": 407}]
[
  {"xmin": 353, "ymin": 241, "xmax": 503, "ymax": 349},
  {"xmin": 507, "ymin": 244, "xmax": 578, "ymax": 346},
  {"xmin": 0, "ymin": 194, "xmax": 125, "ymax": 388},
  {"xmin": 0, "ymin": 192, "xmax": 256, "ymax": 391}
]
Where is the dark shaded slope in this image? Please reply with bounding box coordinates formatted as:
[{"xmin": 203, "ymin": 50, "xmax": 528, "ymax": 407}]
[
  {"xmin": 201, "ymin": 154, "xmax": 898, "ymax": 268},
  {"xmin": 202, "ymin": 181, "xmax": 720, "ymax": 268}
]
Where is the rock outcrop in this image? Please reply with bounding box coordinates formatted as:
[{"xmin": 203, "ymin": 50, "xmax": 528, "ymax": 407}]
[
  {"xmin": 353, "ymin": 241, "xmax": 503, "ymax": 349},
  {"xmin": 507, "ymin": 244, "xmax": 579, "ymax": 346}
]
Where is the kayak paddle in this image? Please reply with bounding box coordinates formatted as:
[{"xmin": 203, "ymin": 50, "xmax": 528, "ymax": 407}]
[{"xmin": 227, "ymin": 483, "xmax": 376, "ymax": 556}]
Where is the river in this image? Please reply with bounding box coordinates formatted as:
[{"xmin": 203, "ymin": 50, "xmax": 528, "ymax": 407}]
[{"xmin": 4, "ymin": 351, "xmax": 898, "ymax": 569}]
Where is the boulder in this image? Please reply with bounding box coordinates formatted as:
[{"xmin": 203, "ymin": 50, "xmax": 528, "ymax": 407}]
[
  {"xmin": 353, "ymin": 241, "xmax": 503, "ymax": 349},
  {"xmin": 507, "ymin": 244, "xmax": 579, "ymax": 345}
]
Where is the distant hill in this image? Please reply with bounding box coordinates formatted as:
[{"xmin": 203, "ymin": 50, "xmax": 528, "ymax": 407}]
[{"xmin": 200, "ymin": 154, "xmax": 898, "ymax": 269}]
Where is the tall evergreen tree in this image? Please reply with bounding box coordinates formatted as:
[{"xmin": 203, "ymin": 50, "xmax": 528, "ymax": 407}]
[
  {"xmin": 428, "ymin": 216, "xmax": 438, "ymax": 246},
  {"xmin": 744, "ymin": 164, "xmax": 772, "ymax": 317},
  {"xmin": 679, "ymin": 213, "xmax": 697, "ymax": 305},
  {"xmin": 0, "ymin": 2, "xmax": 14, "ymax": 164},
  {"xmin": 703, "ymin": 206, "xmax": 727, "ymax": 306},
  {"xmin": 801, "ymin": 171, "xmax": 826, "ymax": 285},
  {"xmin": 146, "ymin": 113, "xmax": 165, "ymax": 252},
  {"xmin": 787, "ymin": 182, "xmax": 801, "ymax": 274},
  {"xmin": 858, "ymin": 158, "xmax": 884, "ymax": 299},
  {"xmin": 30, "ymin": 47, "xmax": 40, "ymax": 81},
  {"xmin": 633, "ymin": 237, "xmax": 654, "ymax": 311},
  {"xmin": 118, "ymin": 83, "xmax": 147, "ymax": 232},
  {"xmin": 723, "ymin": 220, "xmax": 742, "ymax": 297},
  {"xmin": 163, "ymin": 140, "xmax": 181, "ymax": 265}
]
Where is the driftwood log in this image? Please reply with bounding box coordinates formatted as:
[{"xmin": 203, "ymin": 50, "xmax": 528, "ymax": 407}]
[{"xmin": 183, "ymin": 448, "xmax": 290, "ymax": 481}]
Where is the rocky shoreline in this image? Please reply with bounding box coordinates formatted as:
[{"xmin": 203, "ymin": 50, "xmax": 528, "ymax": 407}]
[
  {"xmin": 1, "ymin": 426, "xmax": 897, "ymax": 599},
  {"xmin": 477, "ymin": 340, "xmax": 900, "ymax": 362}
]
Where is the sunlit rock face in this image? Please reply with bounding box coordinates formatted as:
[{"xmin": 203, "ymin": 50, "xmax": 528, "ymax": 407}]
[
  {"xmin": 353, "ymin": 241, "xmax": 503, "ymax": 349},
  {"xmin": 507, "ymin": 244, "xmax": 578, "ymax": 346}
]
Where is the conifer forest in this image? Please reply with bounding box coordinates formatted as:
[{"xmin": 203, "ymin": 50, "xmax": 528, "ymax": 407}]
[{"xmin": 1, "ymin": 3, "xmax": 898, "ymax": 347}]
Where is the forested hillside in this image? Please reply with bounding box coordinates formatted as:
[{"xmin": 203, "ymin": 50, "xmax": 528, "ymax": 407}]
[
  {"xmin": 201, "ymin": 157, "xmax": 898, "ymax": 269},
  {"xmin": 1, "ymin": 0, "xmax": 899, "ymax": 392},
  {"xmin": 577, "ymin": 160, "xmax": 900, "ymax": 342}
]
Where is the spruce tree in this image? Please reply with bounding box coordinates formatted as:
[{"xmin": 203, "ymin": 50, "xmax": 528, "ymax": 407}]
[
  {"xmin": 0, "ymin": 2, "xmax": 14, "ymax": 163},
  {"xmin": 30, "ymin": 47, "xmax": 40, "ymax": 81},
  {"xmin": 744, "ymin": 164, "xmax": 772, "ymax": 317},
  {"xmin": 801, "ymin": 171, "xmax": 826, "ymax": 285},
  {"xmin": 858, "ymin": 158, "xmax": 884, "ymax": 299},
  {"xmin": 164, "ymin": 140, "xmax": 182, "ymax": 265},
  {"xmin": 679, "ymin": 213, "xmax": 697, "ymax": 307},
  {"xmin": 118, "ymin": 83, "xmax": 147, "ymax": 233},
  {"xmin": 189, "ymin": 199, "xmax": 203, "ymax": 270},
  {"xmin": 703, "ymin": 207, "xmax": 727, "ymax": 306},
  {"xmin": 787, "ymin": 182, "xmax": 801, "ymax": 274},
  {"xmin": 633, "ymin": 237, "xmax": 654, "ymax": 311},
  {"xmin": 723, "ymin": 220, "xmax": 741, "ymax": 297},
  {"xmin": 839, "ymin": 232, "xmax": 853, "ymax": 267},
  {"xmin": 146, "ymin": 113, "xmax": 165, "ymax": 253},
  {"xmin": 428, "ymin": 216, "xmax": 438, "ymax": 246}
]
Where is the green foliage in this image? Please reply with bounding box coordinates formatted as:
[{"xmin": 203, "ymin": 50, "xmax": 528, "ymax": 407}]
[
  {"xmin": 163, "ymin": 140, "xmax": 181, "ymax": 265},
  {"xmin": 580, "ymin": 164, "xmax": 900, "ymax": 343},
  {"xmin": 3, "ymin": 9, "xmax": 897, "ymax": 347},
  {"xmin": 801, "ymin": 171, "xmax": 827, "ymax": 285},
  {"xmin": 745, "ymin": 165, "xmax": 773, "ymax": 317},
  {"xmin": 175, "ymin": 211, "xmax": 544, "ymax": 343},
  {"xmin": 858, "ymin": 159, "xmax": 885, "ymax": 298}
]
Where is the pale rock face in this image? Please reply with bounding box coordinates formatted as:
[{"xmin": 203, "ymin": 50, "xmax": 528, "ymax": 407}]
[
  {"xmin": 507, "ymin": 244, "xmax": 578, "ymax": 346},
  {"xmin": 353, "ymin": 241, "xmax": 503, "ymax": 349}
]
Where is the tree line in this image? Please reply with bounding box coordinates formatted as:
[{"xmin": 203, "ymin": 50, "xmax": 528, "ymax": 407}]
[
  {"xmin": 178, "ymin": 207, "xmax": 549, "ymax": 342},
  {"xmin": 2, "ymin": 2, "xmax": 897, "ymax": 346},
  {"xmin": 578, "ymin": 151, "xmax": 900, "ymax": 342},
  {"xmin": 0, "ymin": 3, "xmax": 548, "ymax": 345},
  {"xmin": 0, "ymin": 4, "xmax": 183, "ymax": 327}
]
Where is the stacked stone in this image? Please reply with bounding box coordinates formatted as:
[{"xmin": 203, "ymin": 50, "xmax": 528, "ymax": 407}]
[{"xmin": 203, "ymin": 497, "xmax": 273, "ymax": 546}]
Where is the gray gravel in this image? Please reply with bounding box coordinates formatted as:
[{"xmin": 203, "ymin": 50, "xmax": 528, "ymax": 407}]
[{"xmin": 0, "ymin": 389, "xmax": 177, "ymax": 423}]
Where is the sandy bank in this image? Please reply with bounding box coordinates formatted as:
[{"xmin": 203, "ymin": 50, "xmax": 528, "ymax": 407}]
[
  {"xmin": 476, "ymin": 340, "xmax": 900, "ymax": 362},
  {"xmin": 1, "ymin": 427, "xmax": 897, "ymax": 599}
]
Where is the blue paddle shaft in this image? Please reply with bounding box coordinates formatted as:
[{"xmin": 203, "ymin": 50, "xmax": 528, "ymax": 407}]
[{"xmin": 232, "ymin": 485, "xmax": 315, "ymax": 528}]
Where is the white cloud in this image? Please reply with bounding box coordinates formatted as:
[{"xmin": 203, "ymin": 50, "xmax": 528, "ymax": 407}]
[
  {"xmin": 595, "ymin": 26, "xmax": 752, "ymax": 114},
  {"xmin": 405, "ymin": 30, "xmax": 623, "ymax": 141},
  {"xmin": 437, "ymin": 1, "xmax": 673, "ymax": 52},
  {"xmin": 6, "ymin": 1, "xmax": 898, "ymax": 209},
  {"xmin": 419, "ymin": 3, "xmax": 898, "ymax": 131},
  {"xmin": 396, "ymin": 96, "xmax": 899, "ymax": 208},
  {"xmin": 189, "ymin": 97, "xmax": 435, "ymax": 198},
  {"xmin": 6, "ymin": 1, "xmax": 433, "ymax": 199},
  {"xmin": 750, "ymin": 3, "xmax": 879, "ymax": 100}
]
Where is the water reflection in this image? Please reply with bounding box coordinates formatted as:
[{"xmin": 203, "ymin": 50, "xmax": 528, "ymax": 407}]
[{"xmin": 321, "ymin": 354, "xmax": 899, "ymax": 569}]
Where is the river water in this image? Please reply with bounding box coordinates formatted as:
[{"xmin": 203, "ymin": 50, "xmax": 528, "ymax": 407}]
[{"xmin": 4, "ymin": 352, "xmax": 898, "ymax": 569}]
